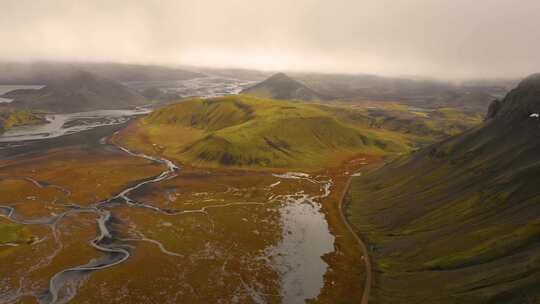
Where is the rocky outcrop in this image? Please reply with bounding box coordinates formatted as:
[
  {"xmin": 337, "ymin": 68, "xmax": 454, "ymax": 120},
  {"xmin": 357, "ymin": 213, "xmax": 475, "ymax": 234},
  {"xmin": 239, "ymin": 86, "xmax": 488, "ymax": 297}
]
[
  {"xmin": 485, "ymin": 99, "xmax": 501, "ymax": 120},
  {"xmin": 490, "ymin": 73, "xmax": 540, "ymax": 121}
]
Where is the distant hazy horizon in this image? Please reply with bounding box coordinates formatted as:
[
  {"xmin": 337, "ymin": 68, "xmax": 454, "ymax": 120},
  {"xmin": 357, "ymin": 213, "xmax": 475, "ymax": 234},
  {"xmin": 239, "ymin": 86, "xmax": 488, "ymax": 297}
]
[{"xmin": 2, "ymin": 0, "xmax": 540, "ymax": 80}]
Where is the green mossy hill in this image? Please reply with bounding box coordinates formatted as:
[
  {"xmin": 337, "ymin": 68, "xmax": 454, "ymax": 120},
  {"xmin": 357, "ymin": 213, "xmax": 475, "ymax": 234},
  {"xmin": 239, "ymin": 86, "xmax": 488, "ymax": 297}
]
[
  {"xmin": 145, "ymin": 98, "xmax": 253, "ymax": 131},
  {"xmin": 346, "ymin": 75, "xmax": 540, "ymax": 303},
  {"xmin": 141, "ymin": 95, "xmax": 403, "ymax": 169},
  {"xmin": 0, "ymin": 109, "xmax": 45, "ymax": 133}
]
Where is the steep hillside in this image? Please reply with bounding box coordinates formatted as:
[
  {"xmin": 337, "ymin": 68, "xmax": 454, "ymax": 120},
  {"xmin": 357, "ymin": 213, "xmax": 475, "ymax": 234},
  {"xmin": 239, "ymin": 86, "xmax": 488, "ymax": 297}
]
[
  {"xmin": 241, "ymin": 73, "xmax": 323, "ymax": 101},
  {"xmin": 119, "ymin": 95, "xmax": 407, "ymax": 170},
  {"xmin": 346, "ymin": 75, "xmax": 540, "ymax": 303},
  {"xmin": 3, "ymin": 71, "xmax": 147, "ymax": 113}
]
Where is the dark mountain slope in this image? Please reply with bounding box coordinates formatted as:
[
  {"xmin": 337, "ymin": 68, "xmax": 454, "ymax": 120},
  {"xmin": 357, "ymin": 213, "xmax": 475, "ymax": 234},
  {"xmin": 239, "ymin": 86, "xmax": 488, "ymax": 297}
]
[
  {"xmin": 241, "ymin": 73, "xmax": 323, "ymax": 101},
  {"xmin": 295, "ymin": 73, "xmax": 509, "ymax": 113},
  {"xmin": 0, "ymin": 62, "xmax": 203, "ymax": 84},
  {"xmin": 489, "ymin": 73, "xmax": 540, "ymax": 120},
  {"xmin": 346, "ymin": 74, "xmax": 540, "ymax": 303},
  {"xmin": 3, "ymin": 71, "xmax": 147, "ymax": 113}
]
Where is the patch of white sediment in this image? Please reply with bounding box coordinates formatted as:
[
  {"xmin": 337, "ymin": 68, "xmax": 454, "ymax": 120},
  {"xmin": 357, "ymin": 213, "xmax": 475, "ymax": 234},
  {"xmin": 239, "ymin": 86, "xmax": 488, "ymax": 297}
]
[
  {"xmin": 272, "ymin": 172, "xmax": 310, "ymax": 179},
  {"xmin": 268, "ymin": 181, "xmax": 281, "ymax": 188}
]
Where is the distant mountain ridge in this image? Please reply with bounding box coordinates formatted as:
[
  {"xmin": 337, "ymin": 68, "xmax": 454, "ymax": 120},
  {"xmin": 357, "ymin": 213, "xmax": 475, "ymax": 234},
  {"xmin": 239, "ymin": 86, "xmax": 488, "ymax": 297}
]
[
  {"xmin": 0, "ymin": 62, "xmax": 513, "ymax": 114},
  {"xmin": 3, "ymin": 71, "xmax": 147, "ymax": 113},
  {"xmin": 0, "ymin": 62, "xmax": 203, "ymax": 84},
  {"xmin": 294, "ymin": 73, "xmax": 512, "ymax": 113},
  {"xmin": 242, "ymin": 72, "xmax": 507, "ymax": 113},
  {"xmin": 347, "ymin": 74, "xmax": 540, "ymax": 303},
  {"xmin": 241, "ymin": 73, "xmax": 323, "ymax": 101}
]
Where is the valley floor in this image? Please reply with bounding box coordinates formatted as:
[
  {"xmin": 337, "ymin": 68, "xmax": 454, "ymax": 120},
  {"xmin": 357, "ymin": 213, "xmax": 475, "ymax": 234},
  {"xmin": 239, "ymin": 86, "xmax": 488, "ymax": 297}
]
[
  {"xmin": 0, "ymin": 94, "xmax": 488, "ymax": 303},
  {"xmin": 0, "ymin": 127, "xmax": 374, "ymax": 303}
]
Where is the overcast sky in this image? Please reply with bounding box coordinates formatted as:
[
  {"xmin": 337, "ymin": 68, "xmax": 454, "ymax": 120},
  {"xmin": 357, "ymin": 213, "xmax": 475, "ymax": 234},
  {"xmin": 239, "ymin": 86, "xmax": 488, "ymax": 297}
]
[{"xmin": 1, "ymin": 0, "xmax": 539, "ymax": 79}]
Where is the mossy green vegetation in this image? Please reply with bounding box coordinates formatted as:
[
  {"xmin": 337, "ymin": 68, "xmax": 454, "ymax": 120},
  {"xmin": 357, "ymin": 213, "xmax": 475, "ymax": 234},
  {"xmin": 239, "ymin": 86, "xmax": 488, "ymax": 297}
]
[
  {"xmin": 146, "ymin": 98, "xmax": 253, "ymax": 131},
  {"xmin": 124, "ymin": 95, "xmax": 414, "ymax": 170},
  {"xmin": 0, "ymin": 108, "xmax": 45, "ymax": 133},
  {"xmin": 0, "ymin": 218, "xmax": 33, "ymax": 245},
  {"xmin": 346, "ymin": 84, "xmax": 540, "ymax": 303},
  {"xmin": 317, "ymin": 102, "xmax": 482, "ymax": 141}
]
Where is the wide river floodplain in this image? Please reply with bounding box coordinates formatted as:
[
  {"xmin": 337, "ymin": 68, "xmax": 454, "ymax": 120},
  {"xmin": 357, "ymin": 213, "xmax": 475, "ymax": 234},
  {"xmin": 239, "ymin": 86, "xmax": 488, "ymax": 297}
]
[{"xmin": 0, "ymin": 120, "xmax": 340, "ymax": 303}]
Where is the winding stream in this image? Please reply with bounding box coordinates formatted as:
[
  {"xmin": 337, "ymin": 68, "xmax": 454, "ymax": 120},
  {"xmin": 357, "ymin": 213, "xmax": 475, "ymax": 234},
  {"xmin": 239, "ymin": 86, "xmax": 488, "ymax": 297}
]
[
  {"xmin": 1, "ymin": 136, "xmax": 336, "ymax": 304},
  {"xmin": 40, "ymin": 141, "xmax": 183, "ymax": 304},
  {"xmin": 0, "ymin": 136, "xmax": 184, "ymax": 303}
]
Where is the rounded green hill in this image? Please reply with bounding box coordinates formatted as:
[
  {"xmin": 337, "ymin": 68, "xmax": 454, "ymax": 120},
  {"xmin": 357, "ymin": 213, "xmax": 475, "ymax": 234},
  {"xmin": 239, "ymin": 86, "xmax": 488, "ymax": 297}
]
[{"xmin": 121, "ymin": 95, "xmax": 406, "ymax": 170}]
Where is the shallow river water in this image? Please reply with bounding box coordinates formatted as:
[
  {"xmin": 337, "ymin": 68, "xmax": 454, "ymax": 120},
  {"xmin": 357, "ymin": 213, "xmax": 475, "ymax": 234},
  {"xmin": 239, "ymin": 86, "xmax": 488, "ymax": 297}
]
[{"xmin": 0, "ymin": 109, "xmax": 150, "ymax": 143}]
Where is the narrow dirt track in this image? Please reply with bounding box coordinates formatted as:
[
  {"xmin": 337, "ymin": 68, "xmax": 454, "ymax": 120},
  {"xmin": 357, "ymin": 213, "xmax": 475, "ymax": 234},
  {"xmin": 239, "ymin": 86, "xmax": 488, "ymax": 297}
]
[{"xmin": 338, "ymin": 176, "xmax": 371, "ymax": 304}]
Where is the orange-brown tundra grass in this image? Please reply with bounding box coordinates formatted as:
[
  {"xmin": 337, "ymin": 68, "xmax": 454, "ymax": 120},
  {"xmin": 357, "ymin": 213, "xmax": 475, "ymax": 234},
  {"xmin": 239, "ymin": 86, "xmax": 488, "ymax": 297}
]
[
  {"xmin": 0, "ymin": 138, "xmax": 381, "ymax": 303},
  {"xmin": 114, "ymin": 122, "xmax": 381, "ymax": 303}
]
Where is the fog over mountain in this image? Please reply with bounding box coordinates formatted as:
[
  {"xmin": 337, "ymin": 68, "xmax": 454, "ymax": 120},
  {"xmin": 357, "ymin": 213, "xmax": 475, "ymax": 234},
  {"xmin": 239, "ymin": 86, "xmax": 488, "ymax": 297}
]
[{"xmin": 1, "ymin": 0, "xmax": 540, "ymax": 79}]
